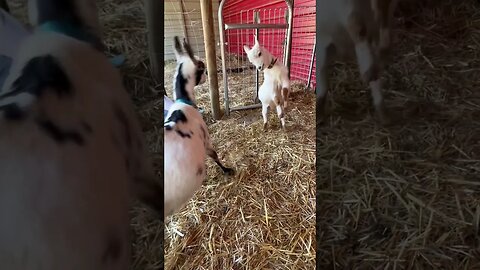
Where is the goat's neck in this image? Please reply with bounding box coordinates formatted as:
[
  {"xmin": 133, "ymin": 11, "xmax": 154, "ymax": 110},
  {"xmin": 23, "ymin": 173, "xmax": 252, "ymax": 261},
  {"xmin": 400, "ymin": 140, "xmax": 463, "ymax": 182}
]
[
  {"xmin": 173, "ymin": 68, "xmax": 196, "ymax": 107},
  {"xmin": 30, "ymin": 0, "xmax": 103, "ymax": 50},
  {"xmin": 264, "ymin": 51, "xmax": 277, "ymax": 69}
]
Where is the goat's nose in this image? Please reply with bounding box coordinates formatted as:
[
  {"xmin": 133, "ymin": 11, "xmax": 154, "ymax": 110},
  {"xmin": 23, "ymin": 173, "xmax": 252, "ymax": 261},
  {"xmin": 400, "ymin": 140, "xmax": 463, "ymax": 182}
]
[{"xmin": 205, "ymin": 70, "xmax": 208, "ymax": 75}]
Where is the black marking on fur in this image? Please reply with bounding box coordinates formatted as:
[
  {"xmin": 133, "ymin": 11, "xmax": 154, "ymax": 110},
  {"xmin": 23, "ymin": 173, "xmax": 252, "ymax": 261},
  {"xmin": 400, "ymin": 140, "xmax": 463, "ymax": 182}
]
[
  {"xmin": 0, "ymin": 55, "xmax": 72, "ymax": 100},
  {"xmin": 166, "ymin": 110, "xmax": 187, "ymax": 124},
  {"xmin": 36, "ymin": 119, "xmax": 85, "ymax": 145},
  {"xmin": 174, "ymin": 63, "xmax": 194, "ymax": 104},
  {"xmin": 195, "ymin": 60, "xmax": 206, "ymax": 85},
  {"xmin": 176, "ymin": 130, "xmax": 192, "ymax": 138},
  {"xmin": 36, "ymin": 0, "xmax": 82, "ymax": 26},
  {"xmin": 0, "ymin": 103, "xmax": 25, "ymax": 120},
  {"xmin": 113, "ymin": 103, "xmax": 132, "ymax": 148},
  {"xmin": 34, "ymin": 0, "xmax": 104, "ymax": 51},
  {"xmin": 102, "ymin": 233, "xmax": 123, "ymax": 263}
]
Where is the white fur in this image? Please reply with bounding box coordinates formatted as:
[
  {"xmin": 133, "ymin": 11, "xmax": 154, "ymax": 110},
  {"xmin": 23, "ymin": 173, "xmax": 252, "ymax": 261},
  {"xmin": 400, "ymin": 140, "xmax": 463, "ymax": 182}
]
[
  {"xmin": 316, "ymin": 0, "xmax": 399, "ymax": 124},
  {"xmin": 0, "ymin": 4, "xmax": 156, "ymax": 269},
  {"xmin": 243, "ymin": 36, "xmax": 290, "ymax": 130},
  {"xmin": 164, "ymin": 37, "xmax": 233, "ymax": 218},
  {"xmin": 164, "ymin": 104, "xmax": 209, "ymax": 217}
]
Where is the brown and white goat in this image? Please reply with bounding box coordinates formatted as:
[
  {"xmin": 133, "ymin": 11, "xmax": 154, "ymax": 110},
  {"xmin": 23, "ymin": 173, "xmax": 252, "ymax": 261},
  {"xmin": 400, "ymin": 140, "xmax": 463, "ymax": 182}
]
[
  {"xmin": 0, "ymin": 0, "xmax": 161, "ymax": 269},
  {"xmin": 316, "ymin": 0, "xmax": 399, "ymax": 124}
]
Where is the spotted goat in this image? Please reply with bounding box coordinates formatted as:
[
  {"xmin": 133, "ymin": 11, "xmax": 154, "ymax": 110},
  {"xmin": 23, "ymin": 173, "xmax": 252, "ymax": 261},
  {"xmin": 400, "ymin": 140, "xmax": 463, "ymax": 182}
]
[
  {"xmin": 164, "ymin": 36, "xmax": 235, "ymax": 218},
  {"xmin": 0, "ymin": 0, "xmax": 162, "ymax": 269},
  {"xmin": 316, "ymin": 0, "xmax": 399, "ymax": 125},
  {"xmin": 243, "ymin": 35, "xmax": 290, "ymax": 130}
]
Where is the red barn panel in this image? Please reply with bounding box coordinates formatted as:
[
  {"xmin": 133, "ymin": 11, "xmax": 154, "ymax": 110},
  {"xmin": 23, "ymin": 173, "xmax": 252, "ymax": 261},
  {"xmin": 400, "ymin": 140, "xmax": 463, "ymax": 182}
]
[{"xmin": 221, "ymin": 0, "xmax": 316, "ymax": 89}]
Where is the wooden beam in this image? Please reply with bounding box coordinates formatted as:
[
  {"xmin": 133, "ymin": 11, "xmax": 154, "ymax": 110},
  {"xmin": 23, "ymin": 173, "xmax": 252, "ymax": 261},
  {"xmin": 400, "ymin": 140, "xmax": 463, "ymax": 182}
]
[
  {"xmin": 200, "ymin": 0, "xmax": 221, "ymax": 120},
  {"xmin": 179, "ymin": 0, "xmax": 189, "ymax": 44},
  {"xmin": 145, "ymin": 0, "xmax": 165, "ymax": 95}
]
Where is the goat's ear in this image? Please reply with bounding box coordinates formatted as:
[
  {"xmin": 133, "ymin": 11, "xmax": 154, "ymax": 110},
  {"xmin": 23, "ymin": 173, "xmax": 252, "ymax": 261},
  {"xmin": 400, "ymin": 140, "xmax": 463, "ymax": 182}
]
[
  {"xmin": 254, "ymin": 34, "xmax": 259, "ymax": 46},
  {"xmin": 173, "ymin": 36, "xmax": 184, "ymax": 60},
  {"xmin": 243, "ymin": 45, "xmax": 251, "ymax": 54},
  {"xmin": 182, "ymin": 38, "xmax": 197, "ymax": 63}
]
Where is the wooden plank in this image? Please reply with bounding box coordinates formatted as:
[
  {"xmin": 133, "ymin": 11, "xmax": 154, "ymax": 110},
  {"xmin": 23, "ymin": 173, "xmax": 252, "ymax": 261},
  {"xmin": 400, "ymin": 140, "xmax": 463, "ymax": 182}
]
[
  {"xmin": 179, "ymin": 0, "xmax": 189, "ymax": 43},
  {"xmin": 200, "ymin": 0, "xmax": 221, "ymax": 119},
  {"xmin": 145, "ymin": 0, "xmax": 164, "ymax": 96}
]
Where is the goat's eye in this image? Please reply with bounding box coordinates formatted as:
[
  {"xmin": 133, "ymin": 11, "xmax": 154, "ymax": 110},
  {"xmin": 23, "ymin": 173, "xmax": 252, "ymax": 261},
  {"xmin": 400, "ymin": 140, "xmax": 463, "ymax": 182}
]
[{"xmin": 258, "ymin": 52, "xmax": 262, "ymax": 57}]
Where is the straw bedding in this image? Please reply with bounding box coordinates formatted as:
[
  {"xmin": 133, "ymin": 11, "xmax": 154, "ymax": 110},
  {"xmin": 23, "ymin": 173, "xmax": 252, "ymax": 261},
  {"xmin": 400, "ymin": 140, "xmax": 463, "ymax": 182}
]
[
  {"xmin": 317, "ymin": 0, "xmax": 480, "ymax": 268},
  {"xmin": 6, "ymin": 0, "xmax": 316, "ymax": 268},
  {"xmin": 163, "ymin": 60, "xmax": 316, "ymax": 269}
]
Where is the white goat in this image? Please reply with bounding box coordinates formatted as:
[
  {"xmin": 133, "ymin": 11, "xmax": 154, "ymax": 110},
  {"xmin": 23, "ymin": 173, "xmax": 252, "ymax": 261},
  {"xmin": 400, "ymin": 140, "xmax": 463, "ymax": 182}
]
[
  {"xmin": 316, "ymin": 0, "xmax": 399, "ymax": 125},
  {"xmin": 0, "ymin": 0, "xmax": 161, "ymax": 269},
  {"xmin": 164, "ymin": 36, "xmax": 235, "ymax": 218},
  {"xmin": 243, "ymin": 35, "xmax": 290, "ymax": 130}
]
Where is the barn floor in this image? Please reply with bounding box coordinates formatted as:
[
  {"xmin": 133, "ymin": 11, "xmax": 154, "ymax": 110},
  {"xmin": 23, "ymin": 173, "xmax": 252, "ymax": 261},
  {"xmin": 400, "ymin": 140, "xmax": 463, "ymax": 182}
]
[
  {"xmin": 163, "ymin": 58, "xmax": 316, "ymax": 268},
  {"xmin": 317, "ymin": 0, "xmax": 480, "ymax": 269}
]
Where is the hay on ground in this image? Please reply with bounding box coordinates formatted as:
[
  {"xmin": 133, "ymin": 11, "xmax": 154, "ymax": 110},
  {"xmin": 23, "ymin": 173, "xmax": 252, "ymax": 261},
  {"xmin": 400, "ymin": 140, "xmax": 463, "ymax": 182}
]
[
  {"xmin": 317, "ymin": 0, "xmax": 480, "ymax": 268},
  {"xmin": 164, "ymin": 59, "xmax": 316, "ymax": 269}
]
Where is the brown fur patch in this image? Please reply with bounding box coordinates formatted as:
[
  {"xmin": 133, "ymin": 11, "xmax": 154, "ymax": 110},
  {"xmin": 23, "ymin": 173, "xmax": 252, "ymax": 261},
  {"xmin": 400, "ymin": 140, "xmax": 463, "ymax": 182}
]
[
  {"xmin": 282, "ymin": 87, "xmax": 289, "ymax": 100},
  {"xmin": 274, "ymin": 94, "xmax": 282, "ymax": 106}
]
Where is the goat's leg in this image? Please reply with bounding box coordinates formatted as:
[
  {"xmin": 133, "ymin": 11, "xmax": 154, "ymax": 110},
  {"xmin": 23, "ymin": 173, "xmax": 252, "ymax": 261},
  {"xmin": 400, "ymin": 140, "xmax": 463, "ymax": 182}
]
[
  {"xmin": 262, "ymin": 103, "xmax": 269, "ymax": 131},
  {"xmin": 273, "ymin": 94, "xmax": 286, "ymax": 130},
  {"xmin": 347, "ymin": 17, "xmax": 390, "ymax": 125},
  {"xmin": 282, "ymin": 88, "xmax": 289, "ymax": 109},
  {"xmin": 207, "ymin": 148, "xmax": 235, "ymax": 175},
  {"xmin": 275, "ymin": 104, "xmax": 286, "ymax": 130}
]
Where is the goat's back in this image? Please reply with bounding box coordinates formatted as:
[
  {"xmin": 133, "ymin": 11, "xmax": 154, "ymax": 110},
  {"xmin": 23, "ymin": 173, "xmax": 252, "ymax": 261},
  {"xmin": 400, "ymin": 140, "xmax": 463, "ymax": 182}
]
[
  {"xmin": 164, "ymin": 104, "xmax": 208, "ymax": 217},
  {"xmin": 0, "ymin": 32, "xmax": 145, "ymax": 269}
]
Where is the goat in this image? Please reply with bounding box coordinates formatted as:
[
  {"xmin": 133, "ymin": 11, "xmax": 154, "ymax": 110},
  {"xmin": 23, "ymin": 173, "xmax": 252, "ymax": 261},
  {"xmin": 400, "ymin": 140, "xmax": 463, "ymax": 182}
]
[
  {"xmin": 316, "ymin": 0, "xmax": 399, "ymax": 125},
  {"xmin": 0, "ymin": 0, "xmax": 162, "ymax": 269},
  {"xmin": 243, "ymin": 35, "xmax": 290, "ymax": 130},
  {"xmin": 164, "ymin": 36, "xmax": 235, "ymax": 218}
]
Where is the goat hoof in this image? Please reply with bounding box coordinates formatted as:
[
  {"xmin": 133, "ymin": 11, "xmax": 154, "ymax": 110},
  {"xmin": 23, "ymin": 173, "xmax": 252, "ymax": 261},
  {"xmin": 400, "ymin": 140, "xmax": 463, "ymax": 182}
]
[
  {"xmin": 375, "ymin": 107, "xmax": 392, "ymax": 126},
  {"xmin": 263, "ymin": 123, "xmax": 268, "ymax": 131},
  {"xmin": 223, "ymin": 167, "xmax": 235, "ymax": 176}
]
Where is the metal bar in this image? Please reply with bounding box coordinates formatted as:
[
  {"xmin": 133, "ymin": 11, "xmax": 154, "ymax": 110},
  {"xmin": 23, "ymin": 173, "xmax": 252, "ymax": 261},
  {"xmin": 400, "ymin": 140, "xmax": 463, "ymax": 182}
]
[
  {"xmin": 218, "ymin": 0, "xmax": 229, "ymax": 115},
  {"xmin": 225, "ymin": 23, "xmax": 288, "ymax": 30},
  {"xmin": 307, "ymin": 40, "xmax": 316, "ymax": 90},
  {"xmin": 230, "ymin": 104, "xmax": 263, "ymax": 112},
  {"xmin": 285, "ymin": 0, "xmax": 294, "ymax": 78},
  {"xmin": 254, "ymin": 11, "xmax": 260, "ymax": 103}
]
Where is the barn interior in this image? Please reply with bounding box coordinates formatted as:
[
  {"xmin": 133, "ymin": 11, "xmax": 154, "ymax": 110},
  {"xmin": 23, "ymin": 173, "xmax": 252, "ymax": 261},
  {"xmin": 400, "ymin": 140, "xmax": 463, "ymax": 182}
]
[{"xmin": 164, "ymin": 0, "xmax": 316, "ymax": 269}]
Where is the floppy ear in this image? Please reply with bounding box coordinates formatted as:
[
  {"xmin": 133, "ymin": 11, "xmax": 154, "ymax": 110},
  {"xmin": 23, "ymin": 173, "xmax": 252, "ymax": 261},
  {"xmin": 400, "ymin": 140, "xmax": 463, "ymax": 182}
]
[
  {"xmin": 173, "ymin": 36, "xmax": 184, "ymax": 61},
  {"xmin": 243, "ymin": 45, "xmax": 251, "ymax": 54}
]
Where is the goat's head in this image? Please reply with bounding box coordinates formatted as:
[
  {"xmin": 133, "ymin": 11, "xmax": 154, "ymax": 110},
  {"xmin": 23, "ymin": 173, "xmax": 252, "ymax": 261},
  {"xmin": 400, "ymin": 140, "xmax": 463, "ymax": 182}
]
[
  {"xmin": 243, "ymin": 35, "xmax": 272, "ymax": 71},
  {"xmin": 28, "ymin": 0, "xmax": 103, "ymax": 49},
  {"xmin": 173, "ymin": 36, "xmax": 207, "ymax": 102}
]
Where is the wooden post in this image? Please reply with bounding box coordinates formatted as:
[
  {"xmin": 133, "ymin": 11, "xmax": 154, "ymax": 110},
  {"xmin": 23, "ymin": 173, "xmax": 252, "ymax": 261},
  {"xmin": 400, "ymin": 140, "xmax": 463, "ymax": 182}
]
[
  {"xmin": 179, "ymin": 0, "xmax": 189, "ymax": 44},
  {"xmin": 200, "ymin": 0, "xmax": 221, "ymax": 120},
  {"xmin": 145, "ymin": 0, "xmax": 165, "ymax": 96}
]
